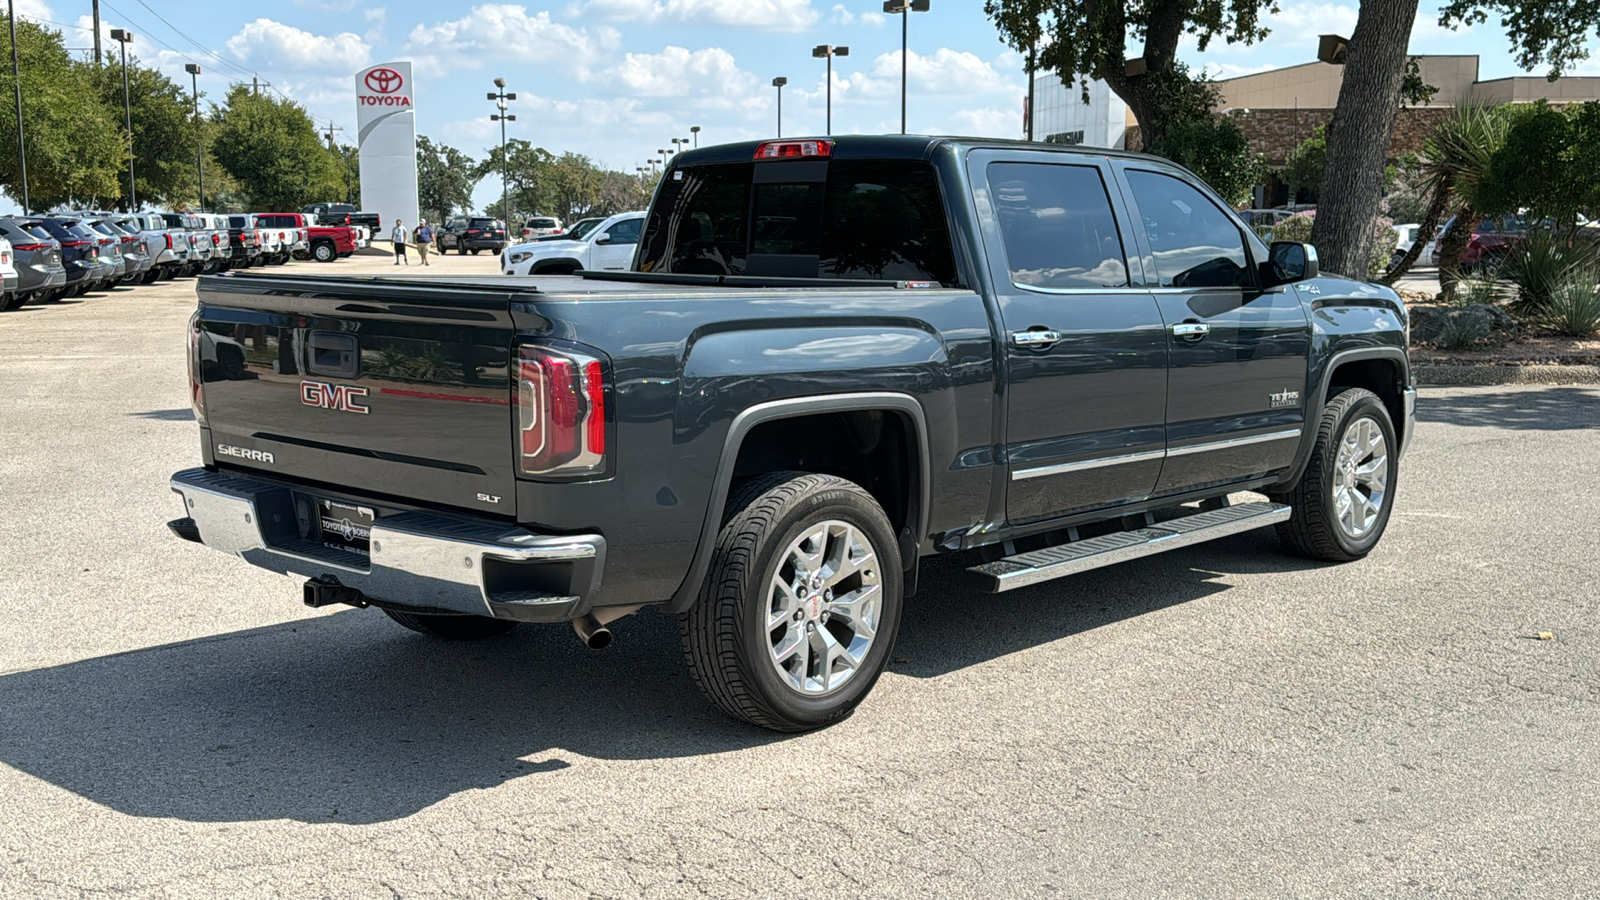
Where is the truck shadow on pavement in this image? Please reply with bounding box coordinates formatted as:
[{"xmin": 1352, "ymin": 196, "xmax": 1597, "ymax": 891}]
[
  {"xmin": 0, "ymin": 532, "xmax": 1316, "ymax": 825},
  {"xmin": 1416, "ymin": 386, "xmax": 1600, "ymax": 431}
]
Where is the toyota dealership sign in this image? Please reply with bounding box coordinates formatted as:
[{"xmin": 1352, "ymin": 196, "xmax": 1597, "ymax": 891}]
[{"xmin": 355, "ymin": 61, "xmax": 419, "ymax": 232}]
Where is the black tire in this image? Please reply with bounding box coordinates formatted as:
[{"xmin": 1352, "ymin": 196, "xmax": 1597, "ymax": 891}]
[
  {"xmin": 680, "ymin": 472, "xmax": 904, "ymax": 732},
  {"xmin": 470, "ymin": 248, "xmax": 480, "ymax": 255},
  {"xmin": 292, "ymin": 250, "xmax": 309, "ymax": 261},
  {"xmin": 0, "ymin": 292, "xmax": 22, "ymax": 311},
  {"xmin": 1270, "ymin": 388, "xmax": 1399, "ymax": 562},
  {"xmin": 381, "ymin": 608, "xmax": 519, "ymax": 640},
  {"xmin": 312, "ymin": 241, "xmax": 336, "ymax": 263}
]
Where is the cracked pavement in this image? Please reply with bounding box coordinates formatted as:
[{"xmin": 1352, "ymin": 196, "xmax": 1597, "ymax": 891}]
[{"xmin": 1, "ymin": 253, "xmax": 1597, "ymax": 898}]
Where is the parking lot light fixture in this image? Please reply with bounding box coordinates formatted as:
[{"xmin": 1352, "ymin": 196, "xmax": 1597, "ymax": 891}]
[
  {"xmin": 811, "ymin": 46, "xmax": 848, "ymax": 135},
  {"xmin": 883, "ymin": 0, "xmax": 929, "ymax": 135},
  {"xmin": 488, "ymin": 78, "xmax": 516, "ymax": 222},
  {"xmin": 771, "ymin": 78, "xmax": 787, "ymax": 137},
  {"xmin": 185, "ymin": 63, "xmax": 202, "ymax": 212},
  {"xmin": 111, "ymin": 28, "xmax": 134, "ymax": 210},
  {"xmin": 690, "ymin": 125, "xmax": 701, "ymax": 147},
  {"xmin": 8, "ymin": 0, "xmax": 28, "ymax": 211}
]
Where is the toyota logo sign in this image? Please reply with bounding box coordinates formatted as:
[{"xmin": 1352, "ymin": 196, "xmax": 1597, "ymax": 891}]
[{"xmin": 364, "ymin": 67, "xmax": 403, "ymax": 94}]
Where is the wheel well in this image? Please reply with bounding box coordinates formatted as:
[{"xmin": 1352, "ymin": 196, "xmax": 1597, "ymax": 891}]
[
  {"xmin": 1327, "ymin": 358, "xmax": 1406, "ymax": 441},
  {"xmin": 728, "ymin": 410, "xmax": 919, "ymax": 542}
]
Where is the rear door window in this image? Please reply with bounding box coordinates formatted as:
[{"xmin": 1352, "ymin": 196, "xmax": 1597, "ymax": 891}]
[{"xmin": 987, "ymin": 162, "xmax": 1129, "ymax": 290}]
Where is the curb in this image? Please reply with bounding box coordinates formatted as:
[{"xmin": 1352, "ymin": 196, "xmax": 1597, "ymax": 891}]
[{"xmin": 1415, "ymin": 364, "xmax": 1600, "ymax": 386}]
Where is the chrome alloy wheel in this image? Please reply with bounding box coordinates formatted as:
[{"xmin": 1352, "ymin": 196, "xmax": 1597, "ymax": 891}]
[
  {"xmin": 766, "ymin": 520, "xmax": 883, "ymax": 695},
  {"xmin": 1332, "ymin": 415, "xmax": 1389, "ymax": 539}
]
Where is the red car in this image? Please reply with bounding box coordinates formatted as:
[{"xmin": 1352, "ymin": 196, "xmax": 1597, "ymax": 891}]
[{"xmin": 256, "ymin": 213, "xmax": 356, "ymax": 263}]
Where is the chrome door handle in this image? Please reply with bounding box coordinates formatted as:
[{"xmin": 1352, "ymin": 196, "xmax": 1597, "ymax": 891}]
[
  {"xmin": 1172, "ymin": 322, "xmax": 1211, "ymax": 339},
  {"xmin": 1013, "ymin": 330, "xmax": 1063, "ymax": 348}
]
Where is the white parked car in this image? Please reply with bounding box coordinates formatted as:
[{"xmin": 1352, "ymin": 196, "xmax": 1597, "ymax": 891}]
[
  {"xmin": 520, "ymin": 216, "xmax": 564, "ymax": 240},
  {"xmin": 501, "ymin": 211, "xmax": 645, "ymax": 276},
  {"xmin": 0, "ymin": 237, "xmax": 18, "ymax": 306}
]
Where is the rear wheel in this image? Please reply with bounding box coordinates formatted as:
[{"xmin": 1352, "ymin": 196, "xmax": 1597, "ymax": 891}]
[
  {"xmin": 381, "ymin": 608, "xmax": 519, "ymax": 640},
  {"xmin": 312, "ymin": 241, "xmax": 336, "ymax": 263},
  {"xmin": 1270, "ymin": 388, "xmax": 1399, "ymax": 562},
  {"xmin": 681, "ymin": 472, "xmax": 903, "ymax": 732}
]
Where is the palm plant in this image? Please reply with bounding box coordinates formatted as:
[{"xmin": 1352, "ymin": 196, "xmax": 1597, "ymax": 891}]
[{"xmin": 1382, "ymin": 104, "xmax": 1514, "ymax": 292}]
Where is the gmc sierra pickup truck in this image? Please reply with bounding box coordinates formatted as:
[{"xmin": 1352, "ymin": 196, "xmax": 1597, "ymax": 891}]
[{"xmin": 169, "ymin": 136, "xmax": 1414, "ymax": 732}]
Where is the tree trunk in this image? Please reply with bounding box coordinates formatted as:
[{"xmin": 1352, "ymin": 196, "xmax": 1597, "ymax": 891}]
[
  {"xmin": 1436, "ymin": 210, "xmax": 1476, "ymax": 300},
  {"xmin": 1310, "ymin": 0, "xmax": 1420, "ymax": 278},
  {"xmin": 1382, "ymin": 177, "xmax": 1452, "ymax": 286}
]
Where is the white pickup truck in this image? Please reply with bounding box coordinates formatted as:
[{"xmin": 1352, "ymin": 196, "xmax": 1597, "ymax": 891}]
[{"xmin": 501, "ymin": 211, "xmax": 644, "ymax": 276}]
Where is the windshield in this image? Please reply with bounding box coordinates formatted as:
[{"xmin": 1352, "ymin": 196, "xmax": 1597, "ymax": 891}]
[{"xmin": 637, "ymin": 159, "xmax": 958, "ymax": 284}]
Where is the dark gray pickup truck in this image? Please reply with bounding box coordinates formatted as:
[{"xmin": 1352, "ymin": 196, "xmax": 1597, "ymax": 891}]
[{"xmin": 170, "ymin": 135, "xmax": 1414, "ymax": 732}]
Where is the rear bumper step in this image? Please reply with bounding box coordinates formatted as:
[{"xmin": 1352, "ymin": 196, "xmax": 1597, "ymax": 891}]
[
  {"xmin": 967, "ymin": 501, "xmax": 1291, "ymax": 593},
  {"xmin": 169, "ymin": 467, "xmax": 604, "ymax": 622}
]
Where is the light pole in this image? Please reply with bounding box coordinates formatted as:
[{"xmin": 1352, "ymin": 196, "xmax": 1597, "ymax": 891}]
[
  {"xmin": 110, "ymin": 28, "xmax": 134, "ymax": 210},
  {"xmin": 883, "ymin": 1, "xmax": 929, "ymax": 135},
  {"xmin": 690, "ymin": 125, "xmax": 701, "ymax": 148},
  {"xmin": 811, "ymin": 45, "xmax": 848, "ymax": 135},
  {"xmin": 488, "ymin": 77, "xmax": 516, "ymax": 222},
  {"xmin": 7, "ymin": 0, "xmax": 27, "ymax": 211},
  {"xmin": 771, "ymin": 77, "xmax": 787, "ymax": 137},
  {"xmin": 185, "ymin": 63, "xmax": 203, "ymax": 211},
  {"xmin": 672, "ymin": 137, "xmax": 686, "ymax": 156}
]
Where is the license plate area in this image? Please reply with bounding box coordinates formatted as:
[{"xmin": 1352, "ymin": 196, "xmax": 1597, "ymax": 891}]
[{"xmin": 313, "ymin": 497, "xmax": 374, "ymax": 557}]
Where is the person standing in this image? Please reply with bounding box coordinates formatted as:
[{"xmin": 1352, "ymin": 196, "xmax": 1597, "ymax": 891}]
[
  {"xmin": 391, "ymin": 218, "xmax": 409, "ymax": 266},
  {"xmin": 415, "ymin": 219, "xmax": 434, "ymax": 266}
]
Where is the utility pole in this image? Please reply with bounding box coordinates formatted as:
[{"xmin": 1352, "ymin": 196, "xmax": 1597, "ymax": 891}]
[
  {"xmin": 7, "ymin": 0, "xmax": 27, "ymax": 211},
  {"xmin": 92, "ymin": 0, "xmax": 101, "ymax": 65},
  {"xmin": 1026, "ymin": 44, "xmax": 1036, "ymax": 141},
  {"xmin": 186, "ymin": 63, "xmax": 202, "ymax": 211}
]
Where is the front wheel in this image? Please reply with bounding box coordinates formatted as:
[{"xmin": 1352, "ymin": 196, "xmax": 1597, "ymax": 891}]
[
  {"xmin": 1270, "ymin": 388, "xmax": 1399, "ymax": 561},
  {"xmin": 381, "ymin": 608, "xmax": 518, "ymax": 640},
  {"xmin": 681, "ymin": 472, "xmax": 903, "ymax": 732}
]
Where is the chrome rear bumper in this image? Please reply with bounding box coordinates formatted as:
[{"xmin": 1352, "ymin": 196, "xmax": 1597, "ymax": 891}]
[{"xmin": 169, "ymin": 468, "xmax": 605, "ymax": 622}]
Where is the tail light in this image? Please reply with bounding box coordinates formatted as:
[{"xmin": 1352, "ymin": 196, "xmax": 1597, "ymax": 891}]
[
  {"xmin": 515, "ymin": 345, "xmax": 608, "ymax": 478},
  {"xmin": 212, "ymin": 233, "xmax": 221, "ymax": 245},
  {"xmin": 188, "ymin": 310, "xmax": 207, "ymax": 425},
  {"xmin": 165, "ymin": 234, "xmax": 173, "ymax": 250},
  {"xmin": 11, "ymin": 242, "xmax": 47, "ymax": 251},
  {"xmin": 755, "ymin": 139, "xmax": 833, "ymax": 159},
  {"xmin": 59, "ymin": 240, "xmax": 88, "ymax": 248}
]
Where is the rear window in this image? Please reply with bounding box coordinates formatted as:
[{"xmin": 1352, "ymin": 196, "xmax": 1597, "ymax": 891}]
[
  {"xmin": 637, "ymin": 159, "xmax": 958, "ymax": 284},
  {"xmin": 527, "ymin": 218, "xmax": 559, "ymax": 228},
  {"xmin": 469, "ymin": 218, "xmax": 498, "ymax": 228}
]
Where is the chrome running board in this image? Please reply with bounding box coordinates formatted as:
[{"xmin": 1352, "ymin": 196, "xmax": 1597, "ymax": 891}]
[{"xmin": 966, "ymin": 501, "xmax": 1291, "ymax": 593}]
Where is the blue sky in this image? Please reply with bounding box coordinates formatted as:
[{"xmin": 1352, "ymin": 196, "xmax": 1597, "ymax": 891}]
[{"xmin": 10, "ymin": 1, "xmax": 1600, "ymax": 214}]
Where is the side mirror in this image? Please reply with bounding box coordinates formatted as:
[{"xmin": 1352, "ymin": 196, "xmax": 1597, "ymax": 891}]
[
  {"xmin": 595, "ymin": 233, "xmax": 612, "ymax": 245},
  {"xmin": 1265, "ymin": 241, "xmax": 1318, "ymax": 286}
]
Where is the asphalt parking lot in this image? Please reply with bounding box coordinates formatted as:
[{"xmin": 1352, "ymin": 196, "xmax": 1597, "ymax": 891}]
[{"xmin": 1, "ymin": 251, "xmax": 1597, "ymax": 898}]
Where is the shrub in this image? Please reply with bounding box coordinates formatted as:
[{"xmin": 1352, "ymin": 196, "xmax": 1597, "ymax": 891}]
[
  {"xmin": 1498, "ymin": 230, "xmax": 1600, "ymax": 315},
  {"xmin": 1435, "ymin": 312, "xmax": 1492, "ymax": 350},
  {"xmin": 1456, "ymin": 272, "xmax": 1512, "ymax": 307},
  {"xmin": 1542, "ymin": 270, "xmax": 1600, "ymax": 337}
]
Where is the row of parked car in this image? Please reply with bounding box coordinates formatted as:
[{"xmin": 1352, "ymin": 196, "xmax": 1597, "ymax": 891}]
[{"xmin": 0, "ymin": 211, "xmax": 371, "ymax": 310}]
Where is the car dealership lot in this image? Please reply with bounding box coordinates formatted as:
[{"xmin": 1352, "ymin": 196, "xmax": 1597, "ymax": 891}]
[{"xmin": 1, "ymin": 255, "xmax": 1597, "ymax": 898}]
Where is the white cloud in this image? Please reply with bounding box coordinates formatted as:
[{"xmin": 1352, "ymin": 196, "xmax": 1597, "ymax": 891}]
[
  {"xmin": 14, "ymin": 0, "xmax": 56, "ymax": 19},
  {"xmin": 226, "ymin": 19, "xmax": 372, "ymax": 73},
  {"xmin": 842, "ymin": 47, "xmax": 1018, "ymax": 99},
  {"xmin": 608, "ymin": 46, "xmax": 759, "ymax": 99},
  {"xmin": 576, "ymin": 0, "xmax": 819, "ymax": 31},
  {"xmin": 1269, "ymin": 2, "xmax": 1359, "ymax": 37},
  {"xmin": 364, "ymin": 8, "xmax": 387, "ymax": 45},
  {"xmin": 403, "ymin": 5, "xmax": 617, "ymax": 76}
]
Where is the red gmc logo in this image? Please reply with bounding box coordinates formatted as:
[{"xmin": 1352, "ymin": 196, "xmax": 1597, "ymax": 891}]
[
  {"xmin": 300, "ymin": 380, "xmax": 370, "ymax": 414},
  {"xmin": 364, "ymin": 67, "xmax": 403, "ymax": 94}
]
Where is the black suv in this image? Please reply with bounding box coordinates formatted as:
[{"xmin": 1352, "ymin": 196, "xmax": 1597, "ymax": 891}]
[{"xmin": 452, "ymin": 217, "xmax": 506, "ymax": 255}]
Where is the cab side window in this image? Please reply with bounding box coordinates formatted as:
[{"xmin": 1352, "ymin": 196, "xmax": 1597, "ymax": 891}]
[
  {"xmin": 604, "ymin": 218, "xmax": 642, "ymax": 246},
  {"xmin": 987, "ymin": 162, "xmax": 1129, "ymax": 290},
  {"xmin": 1125, "ymin": 170, "xmax": 1252, "ymax": 289}
]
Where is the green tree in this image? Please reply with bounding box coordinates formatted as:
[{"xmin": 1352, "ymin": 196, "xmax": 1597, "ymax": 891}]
[
  {"xmin": 91, "ymin": 52, "xmax": 205, "ymax": 209},
  {"xmin": 1281, "ymin": 125, "xmax": 1327, "ymax": 204},
  {"xmin": 1146, "ymin": 113, "xmax": 1266, "ymax": 207},
  {"xmin": 985, "ymin": 0, "xmax": 1274, "ymax": 149},
  {"xmin": 545, "ymin": 152, "xmax": 604, "ymax": 221},
  {"xmin": 211, "ymin": 85, "xmax": 343, "ymax": 210},
  {"xmin": 416, "ymin": 136, "xmax": 477, "ymax": 224},
  {"xmin": 1478, "ymin": 100, "xmax": 1600, "ymax": 227},
  {"xmin": 474, "ymin": 139, "xmax": 555, "ymax": 219},
  {"xmin": 0, "ymin": 17, "xmax": 123, "ymax": 210}
]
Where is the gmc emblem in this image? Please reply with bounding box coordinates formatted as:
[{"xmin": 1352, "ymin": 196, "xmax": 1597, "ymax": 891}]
[{"xmin": 300, "ymin": 380, "xmax": 370, "ymax": 414}]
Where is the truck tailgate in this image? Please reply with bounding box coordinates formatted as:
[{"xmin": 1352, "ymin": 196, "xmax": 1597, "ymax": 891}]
[{"xmin": 194, "ymin": 274, "xmax": 528, "ymax": 516}]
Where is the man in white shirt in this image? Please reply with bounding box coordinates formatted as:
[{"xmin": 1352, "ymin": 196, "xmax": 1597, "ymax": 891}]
[{"xmin": 392, "ymin": 219, "xmax": 409, "ymax": 265}]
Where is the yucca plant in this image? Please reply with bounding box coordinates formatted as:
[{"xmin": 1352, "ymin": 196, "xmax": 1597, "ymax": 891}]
[
  {"xmin": 1542, "ymin": 269, "xmax": 1600, "ymax": 337},
  {"xmin": 1455, "ymin": 271, "xmax": 1511, "ymax": 307},
  {"xmin": 1498, "ymin": 230, "xmax": 1600, "ymax": 315},
  {"xmin": 1435, "ymin": 312, "xmax": 1492, "ymax": 350}
]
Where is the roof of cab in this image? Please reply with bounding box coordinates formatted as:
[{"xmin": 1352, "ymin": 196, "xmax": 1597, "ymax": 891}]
[{"xmin": 669, "ymin": 133, "xmax": 1163, "ymax": 168}]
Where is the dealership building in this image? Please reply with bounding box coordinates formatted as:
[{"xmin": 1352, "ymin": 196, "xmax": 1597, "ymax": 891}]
[{"xmin": 1027, "ymin": 51, "xmax": 1600, "ymax": 202}]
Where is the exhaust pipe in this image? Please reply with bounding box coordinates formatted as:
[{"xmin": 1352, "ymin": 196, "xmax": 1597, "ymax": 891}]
[{"xmin": 572, "ymin": 614, "xmax": 613, "ymax": 650}]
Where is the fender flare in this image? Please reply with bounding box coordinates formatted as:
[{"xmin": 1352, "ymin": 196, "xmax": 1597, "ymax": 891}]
[
  {"xmin": 1274, "ymin": 346, "xmax": 1411, "ymax": 490},
  {"xmin": 662, "ymin": 392, "xmax": 932, "ymax": 614}
]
